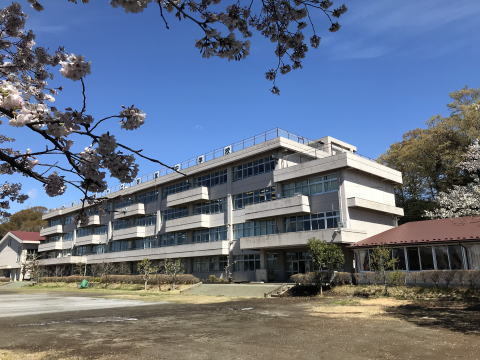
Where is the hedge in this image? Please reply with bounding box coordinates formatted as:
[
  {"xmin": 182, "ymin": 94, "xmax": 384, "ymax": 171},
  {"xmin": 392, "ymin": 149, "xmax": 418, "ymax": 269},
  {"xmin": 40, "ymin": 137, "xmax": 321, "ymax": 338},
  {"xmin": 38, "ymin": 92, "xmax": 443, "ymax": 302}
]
[
  {"xmin": 0, "ymin": 277, "xmax": 10, "ymax": 283},
  {"xmin": 289, "ymin": 271, "xmax": 353, "ymax": 285},
  {"xmin": 40, "ymin": 274, "xmax": 200, "ymax": 285}
]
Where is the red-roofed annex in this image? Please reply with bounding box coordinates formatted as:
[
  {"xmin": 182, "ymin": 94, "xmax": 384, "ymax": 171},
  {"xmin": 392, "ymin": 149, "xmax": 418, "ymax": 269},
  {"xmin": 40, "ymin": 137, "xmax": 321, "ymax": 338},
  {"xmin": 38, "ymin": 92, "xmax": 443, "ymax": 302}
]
[{"xmin": 352, "ymin": 217, "xmax": 480, "ymax": 272}]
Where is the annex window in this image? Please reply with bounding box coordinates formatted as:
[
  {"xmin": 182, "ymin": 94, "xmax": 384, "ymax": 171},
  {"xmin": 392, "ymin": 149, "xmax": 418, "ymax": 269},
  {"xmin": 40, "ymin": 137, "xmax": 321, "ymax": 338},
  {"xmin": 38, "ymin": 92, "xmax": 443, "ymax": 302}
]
[
  {"xmin": 419, "ymin": 247, "xmax": 434, "ymax": 270},
  {"xmin": 406, "ymin": 247, "xmax": 420, "ymax": 271}
]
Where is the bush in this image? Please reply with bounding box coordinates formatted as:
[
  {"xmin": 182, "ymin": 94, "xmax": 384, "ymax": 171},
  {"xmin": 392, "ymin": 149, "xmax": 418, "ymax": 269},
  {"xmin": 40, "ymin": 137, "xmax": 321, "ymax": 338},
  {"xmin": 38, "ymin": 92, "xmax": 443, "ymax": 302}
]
[
  {"xmin": 332, "ymin": 272, "xmax": 352, "ymax": 285},
  {"xmin": 353, "ymin": 272, "xmax": 378, "ymax": 285},
  {"xmin": 289, "ymin": 272, "xmax": 321, "ymax": 285},
  {"xmin": 206, "ymin": 275, "xmax": 228, "ymax": 284},
  {"xmin": 0, "ymin": 277, "xmax": 10, "ymax": 283},
  {"xmin": 39, "ymin": 274, "xmax": 200, "ymax": 285},
  {"xmin": 387, "ymin": 271, "xmax": 406, "ymax": 286}
]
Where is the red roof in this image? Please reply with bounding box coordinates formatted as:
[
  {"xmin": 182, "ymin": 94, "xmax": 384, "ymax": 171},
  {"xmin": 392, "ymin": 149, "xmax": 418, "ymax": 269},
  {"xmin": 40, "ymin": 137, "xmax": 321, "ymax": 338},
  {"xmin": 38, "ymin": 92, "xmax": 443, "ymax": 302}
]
[
  {"xmin": 9, "ymin": 231, "xmax": 45, "ymax": 242},
  {"xmin": 353, "ymin": 216, "xmax": 480, "ymax": 248}
]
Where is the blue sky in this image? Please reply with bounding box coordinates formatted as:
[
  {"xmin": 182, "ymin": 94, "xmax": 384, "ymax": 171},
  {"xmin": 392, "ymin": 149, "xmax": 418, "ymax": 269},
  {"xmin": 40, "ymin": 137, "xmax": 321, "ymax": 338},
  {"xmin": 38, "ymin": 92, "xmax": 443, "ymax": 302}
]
[{"xmin": 6, "ymin": 0, "xmax": 480, "ymax": 212}]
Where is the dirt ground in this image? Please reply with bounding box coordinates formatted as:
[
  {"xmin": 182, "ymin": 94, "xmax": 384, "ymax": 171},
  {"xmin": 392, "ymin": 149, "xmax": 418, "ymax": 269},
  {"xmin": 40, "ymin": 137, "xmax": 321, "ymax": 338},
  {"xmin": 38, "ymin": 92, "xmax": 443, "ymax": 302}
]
[{"xmin": 0, "ymin": 289, "xmax": 479, "ymax": 360}]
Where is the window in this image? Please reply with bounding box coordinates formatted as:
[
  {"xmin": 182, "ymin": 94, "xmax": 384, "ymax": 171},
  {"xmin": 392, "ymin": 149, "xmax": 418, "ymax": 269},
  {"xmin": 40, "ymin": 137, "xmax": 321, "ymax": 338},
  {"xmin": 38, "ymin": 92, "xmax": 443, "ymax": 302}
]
[
  {"xmin": 45, "ymin": 235, "xmax": 61, "ymax": 243},
  {"xmin": 233, "ymin": 156, "xmax": 276, "ymax": 181},
  {"xmin": 113, "ymin": 215, "xmax": 156, "ymax": 230},
  {"xmin": 448, "ymin": 245, "xmax": 464, "ymax": 270},
  {"xmin": 233, "ymin": 220, "xmax": 278, "ymax": 239},
  {"xmin": 48, "ymin": 218, "xmax": 62, "ymax": 227},
  {"xmin": 407, "ymin": 247, "xmax": 420, "ymax": 271},
  {"xmin": 162, "ymin": 207, "xmax": 188, "ymax": 221},
  {"xmin": 193, "ymin": 256, "xmax": 227, "ymax": 273},
  {"xmin": 63, "ymin": 231, "xmax": 74, "ymax": 242},
  {"xmin": 193, "ymin": 226, "xmax": 227, "ymax": 243},
  {"xmin": 391, "ymin": 248, "xmax": 406, "ymax": 270},
  {"xmin": 193, "ymin": 199, "xmax": 225, "ymax": 215},
  {"xmin": 163, "ymin": 169, "xmax": 228, "ymax": 197},
  {"xmin": 286, "ymin": 251, "xmax": 316, "ymax": 275},
  {"xmin": 465, "ymin": 244, "xmax": 480, "ymax": 270},
  {"xmin": 115, "ymin": 190, "xmax": 159, "ymax": 209},
  {"xmin": 285, "ymin": 211, "xmax": 339, "ymax": 233},
  {"xmin": 419, "ymin": 247, "xmax": 434, "ymax": 270},
  {"xmin": 64, "ymin": 216, "xmax": 74, "ymax": 225},
  {"xmin": 233, "ymin": 254, "xmax": 260, "ymax": 272},
  {"xmin": 434, "ymin": 246, "xmax": 449, "ymax": 270},
  {"xmin": 77, "ymin": 226, "xmax": 107, "ymax": 237},
  {"xmin": 233, "ymin": 187, "xmax": 276, "ymax": 209},
  {"xmin": 357, "ymin": 250, "xmax": 370, "ymax": 271},
  {"xmin": 283, "ymin": 174, "xmax": 338, "ymax": 197},
  {"xmin": 158, "ymin": 232, "xmax": 187, "ymax": 247}
]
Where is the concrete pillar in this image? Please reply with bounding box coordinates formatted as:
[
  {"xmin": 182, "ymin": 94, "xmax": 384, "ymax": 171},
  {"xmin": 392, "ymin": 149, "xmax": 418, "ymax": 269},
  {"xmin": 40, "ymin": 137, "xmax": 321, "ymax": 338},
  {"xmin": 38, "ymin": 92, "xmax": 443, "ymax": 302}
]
[
  {"xmin": 259, "ymin": 249, "xmax": 267, "ymax": 269},
  {"xmin": 338, "ymin": 169, "xmax": 350, "ymax": 229}
]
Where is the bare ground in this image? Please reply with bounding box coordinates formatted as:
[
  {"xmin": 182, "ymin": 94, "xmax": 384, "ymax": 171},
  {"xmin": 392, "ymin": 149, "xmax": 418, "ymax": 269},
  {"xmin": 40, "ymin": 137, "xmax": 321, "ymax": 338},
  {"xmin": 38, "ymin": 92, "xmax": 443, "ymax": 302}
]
[{"xmin": 0, "ymin": 289, "xmax": 479, "ymax": 360}]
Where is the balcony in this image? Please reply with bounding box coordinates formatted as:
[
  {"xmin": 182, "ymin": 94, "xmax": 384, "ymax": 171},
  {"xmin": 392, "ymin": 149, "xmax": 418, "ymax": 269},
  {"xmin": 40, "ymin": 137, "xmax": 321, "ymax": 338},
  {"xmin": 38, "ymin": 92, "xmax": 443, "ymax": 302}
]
[
  {"xmin": 78, "ymin": 215, "xmax": 101, "ymax": 227},
  {"xmin": 75, "ymin": 234, "xmax": 107, "ymax": 246},
  {"xmin": 40, "ymin": 225, "xmax": 63, "ymax": 237},
  {"xmin": 166, "ymin": 186, "xmax": 209, "ymax": 207},
  {"xmin": 240, "ymin": 228, "xmax": 367, "ymax": 250},
  {"xmin": 86, "ymin": 240, "xmax": 229, "ymax": 263},
  {"xmin": 244, "ymin": 195, "xmax": 310, "ymax": 221},
  {"xmin": 38, "ymin": 241, "xmax": 63, "ymax": 252},
  {"xmin": 164, "ymin": 214, "xmax": 214, "ymax": 232},
  {"xmin": 114, "ymin": 203, "xmax": 145, "ymax": 219},
  {"xmin": 38, "ymin": 256, "xmax": 86, "ymax": 265},
  {"xmin": 347, "ymin": 197, "xmax": 404, "ymax": 216}
]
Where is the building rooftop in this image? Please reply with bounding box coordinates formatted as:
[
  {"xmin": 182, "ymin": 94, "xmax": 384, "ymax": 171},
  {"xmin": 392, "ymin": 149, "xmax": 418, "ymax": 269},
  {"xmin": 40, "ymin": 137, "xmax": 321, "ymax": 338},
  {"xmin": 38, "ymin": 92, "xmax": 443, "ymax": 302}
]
[
  {"xmin": 6, "ymin": 231, "xmax": 45, "ymax": 242},
  {"xmin": 352, "ymin": 216, "xmax": 480, "ymax": 247}
]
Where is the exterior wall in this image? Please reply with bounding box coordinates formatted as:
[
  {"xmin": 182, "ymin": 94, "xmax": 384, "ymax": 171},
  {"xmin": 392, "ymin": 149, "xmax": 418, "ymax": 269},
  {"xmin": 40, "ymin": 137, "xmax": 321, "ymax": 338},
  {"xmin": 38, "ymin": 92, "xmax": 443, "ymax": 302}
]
[
  {"xmin": 0, "ymin": 235, "xmax": 22, "ymax": 273},
  {"xmin": 39, "ymin": 131, "xmax": 403, "ymax": 281}
]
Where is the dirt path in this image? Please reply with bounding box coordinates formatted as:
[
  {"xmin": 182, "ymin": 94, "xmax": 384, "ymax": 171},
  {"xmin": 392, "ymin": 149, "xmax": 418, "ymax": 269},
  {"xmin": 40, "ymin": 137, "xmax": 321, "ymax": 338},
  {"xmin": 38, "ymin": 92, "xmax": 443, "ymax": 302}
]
[{"xmin": 0, "ymin": 292, "xmax": 478, "ymax": 360}]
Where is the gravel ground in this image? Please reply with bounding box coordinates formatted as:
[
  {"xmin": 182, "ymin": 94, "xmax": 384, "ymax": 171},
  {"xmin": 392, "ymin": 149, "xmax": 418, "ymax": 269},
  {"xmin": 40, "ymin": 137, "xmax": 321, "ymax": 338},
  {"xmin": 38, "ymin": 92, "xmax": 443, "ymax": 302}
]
[{"xmin": 0, "ymin": 290, "xmax": 479, "ymax": 360}]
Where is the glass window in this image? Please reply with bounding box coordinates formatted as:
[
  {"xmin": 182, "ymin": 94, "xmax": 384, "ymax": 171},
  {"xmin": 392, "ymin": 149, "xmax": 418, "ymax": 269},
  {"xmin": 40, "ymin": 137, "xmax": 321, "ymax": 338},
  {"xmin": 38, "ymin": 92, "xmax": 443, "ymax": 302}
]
[
  {"xmin": 419, "ymin": 247, "xmax": 434, "ymax": 270},
  {"xmin": 357, "ymin": 250, "xmax": 370, "ymax": 271},
  {"xmin": 285, "ymin": 211, "xmax": 340, "ymax": 233},
  {"xmin": 448, "ymin": 245, "xmax": 464, "ymax": 270},
  {"xmin": 233, "ymin": 156, "xmax": 276, "ymax": 181},
  {"xmin": 434, "ymin": 246, "xmax": 449, "ymax": 270},
  {"xmin": 193, "ymin": 226, "xmax": 227, "ymax": 243},
  {"xmin": 162, "ymin": 207, "xmax": 188, "ymax": 221},
  {"xmin": 283, "ymin": 174, "xmax": 338, "ymax": 197},
  {"xmin": 233, "ymin": 254, "xmax": 261, "ymax": 272},
  {"xmin": 193, "ymin": 198, "xmax": 225, "ymax": 215},
  {"xmin": 233, "ymin": 187, "xmax": 276, "ymax": 210},
  {"xmin": 465, "ymin": 244, "xmax": 480, "ymax": 270},
  {"xmin": 407, "ymin": 247, "xmax": 420, "ymax": 271},
  {"xmin": 391, "ymin": 248, "xmax": 406, "ymax": 270}
]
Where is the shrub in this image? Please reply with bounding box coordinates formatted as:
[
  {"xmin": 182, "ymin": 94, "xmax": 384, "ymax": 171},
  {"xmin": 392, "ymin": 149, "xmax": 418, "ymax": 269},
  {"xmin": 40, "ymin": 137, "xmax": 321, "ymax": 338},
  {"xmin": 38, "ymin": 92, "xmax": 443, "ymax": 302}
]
[
  {"xmin": 206, "ymin": 274, "xmax": 227, "ymax": 284},
  {"xmin": 353, "ymin": 272, "xmax": 378, "ymax": 285},
  {"xmin": 332, "ymin": 272, "xmax": 352, "ymax": 285},
  {"xmin": 387, "ymin": 271, "xmax": 405, "ymax": 286},
  {"xmin": 289, "ymin": 272, "xmax": 321, "ymax": 285},
  {"xmin": 39, "ymin": 274, "xmax": 200, "ymax": 285},
  {"xmin": 0, "ymin": 277, "xmax": 10, "ymax": 283}
]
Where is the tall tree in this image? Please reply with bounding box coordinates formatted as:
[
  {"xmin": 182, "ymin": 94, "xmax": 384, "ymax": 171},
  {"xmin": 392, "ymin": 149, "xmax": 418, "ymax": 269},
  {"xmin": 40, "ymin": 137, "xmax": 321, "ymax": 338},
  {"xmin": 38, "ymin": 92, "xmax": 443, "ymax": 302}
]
[
  {"xmin": 379, "ymin": 87, "xmax": 480, "ymax": 223},
  {"xmin": 426, "ymin": 141, "xmax": 480, "ymax": 219},
  {"xmin": 0, "ymin": 206, "xmax": 46, "ymax": 237}
]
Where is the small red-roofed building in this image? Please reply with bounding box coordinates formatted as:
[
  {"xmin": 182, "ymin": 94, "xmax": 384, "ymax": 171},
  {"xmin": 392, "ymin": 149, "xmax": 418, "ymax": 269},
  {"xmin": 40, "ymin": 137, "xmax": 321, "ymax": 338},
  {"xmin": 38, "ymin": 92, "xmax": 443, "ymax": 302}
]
[
  {"xmin": 0, "ymin": 231, "xmax": 45, "ymax": 281},
  {"xmin": 352, "ymin": 217, "xmax": 480, "ymax": 272}
]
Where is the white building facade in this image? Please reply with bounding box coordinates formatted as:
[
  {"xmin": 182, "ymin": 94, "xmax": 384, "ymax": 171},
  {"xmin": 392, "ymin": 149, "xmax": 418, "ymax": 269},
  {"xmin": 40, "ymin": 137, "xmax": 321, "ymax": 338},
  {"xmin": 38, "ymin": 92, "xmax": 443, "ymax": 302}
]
[{"xmin": 38, "ymin": 129, "xmax": 403, "ymax": 282}]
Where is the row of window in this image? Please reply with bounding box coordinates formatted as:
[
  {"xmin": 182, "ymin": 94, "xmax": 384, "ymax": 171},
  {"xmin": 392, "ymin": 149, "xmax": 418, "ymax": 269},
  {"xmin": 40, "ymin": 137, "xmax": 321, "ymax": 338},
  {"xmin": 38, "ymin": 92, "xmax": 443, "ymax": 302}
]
[
  {"xmin": 193, "ymin": 199, "xmax": 225, "ymax": 215},
  {"xmin": 116, "ymin": 190, "xmax": 159, "ymax": 209},
  {"xmin": 162, "ymin": 207, "xmax": 188, "ymax": 221},
  {"xmin": 233, "ymin": 254, "xmax": 261, "ymax": 272},
  {"xmin": 233, "ymin": 156, "xmax": 276, "ymax": 181},
  {"xmin": 112, "ymin": 214, "xmax": 156, "ymax": 230},
  {"xmin": 162, "ymin": 169, "xmax": 228, "ymax": 197},
  {"xmin": 233, "ymin": 186, "xmax": 276, "ymax": 210},
  {"xmin": 233, "ymin": 220, "xmax": 278, "ymax": 239},
  {"xmin": 285, "ymin": 211, "xmax": 340, "ymax": 232},
  {"xmin": 77, "ymin": 226, "xmax": 107, "ymax": 238},
  {"xmin": 193, "ymin": 256, "xmax": 228, "ymax": 273},
  {"xmin": 283, "ymin": 174, "xmax": 338, "ymax": 197},
  {"xmin": 193, "ymin": 226, "xmax": 227, "ymax": 243},
  {"xmin": 356, "ymin": 245, "xmax": 474, "ymax": 271}
]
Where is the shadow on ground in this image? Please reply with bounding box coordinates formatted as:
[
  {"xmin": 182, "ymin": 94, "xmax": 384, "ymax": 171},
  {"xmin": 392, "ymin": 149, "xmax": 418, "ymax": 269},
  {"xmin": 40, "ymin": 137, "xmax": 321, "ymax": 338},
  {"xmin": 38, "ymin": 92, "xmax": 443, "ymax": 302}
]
[{"xmin": 386, "ymin": 301, "xmax": 480, "ymax": 334}]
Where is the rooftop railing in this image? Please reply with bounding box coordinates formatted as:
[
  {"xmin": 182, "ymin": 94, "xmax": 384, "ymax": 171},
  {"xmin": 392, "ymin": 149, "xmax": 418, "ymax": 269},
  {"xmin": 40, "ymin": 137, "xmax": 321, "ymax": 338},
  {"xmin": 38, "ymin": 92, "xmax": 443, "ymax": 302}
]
[{"xmin": 50, "ymin": 128, "xmax": 316, "ymax": 211}]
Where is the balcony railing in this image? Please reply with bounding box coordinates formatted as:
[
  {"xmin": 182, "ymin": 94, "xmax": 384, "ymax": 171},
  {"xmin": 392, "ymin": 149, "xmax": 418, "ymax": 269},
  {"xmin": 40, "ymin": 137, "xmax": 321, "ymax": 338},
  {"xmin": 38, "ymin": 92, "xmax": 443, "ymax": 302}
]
[{"xmin": 40, "ymin": 225, "xmax": 63, "ymax": 237}]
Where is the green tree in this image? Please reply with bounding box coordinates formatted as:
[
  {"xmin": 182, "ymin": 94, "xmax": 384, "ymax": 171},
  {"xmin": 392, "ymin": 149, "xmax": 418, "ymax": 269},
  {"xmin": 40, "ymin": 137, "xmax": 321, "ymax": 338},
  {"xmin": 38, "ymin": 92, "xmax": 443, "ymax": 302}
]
[
  {"xmin": 307, "ymin": 238, "xmax": 345, "ymax": 295},
  {"xmin": 369, "ymin": 246, "xmax": 398, "ymax": 295},
  {"xmin": 163, "ymin": 259, "xmax": 183, "ymax": 290},
  {"xmin": 379, "ymin": 87, "xmax": 480, "ymax": 223},
  {"xmin": 137, "ymin": 258, "xmax": 158, "ymax": 291},
  {"xmin": 0, "ymin": 207, "xmax": 47, "ymax": 238}
]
